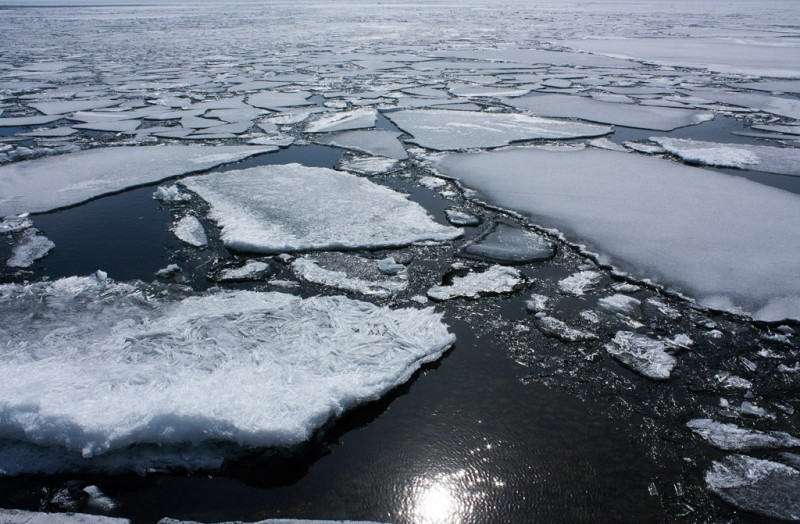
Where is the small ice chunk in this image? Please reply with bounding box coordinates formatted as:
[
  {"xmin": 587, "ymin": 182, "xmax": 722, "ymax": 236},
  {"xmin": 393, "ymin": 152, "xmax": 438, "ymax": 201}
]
[
  {"xmin": 460, "ymin": 222, "xmax": 555, "ymax": 264},
  {"xmin": 83, "ymin": 485, "xmax": 117, "ymax": 512},
  {"xmin": 215, "ymin": 260, "xmax": 274, "ymax": 282},
  {"xmin": 605, "ymin": 331, "xmax": 677, "ymax": 380},
  {"xmin": 428, "ymin": 265, "xmax": 525, "ymax": 301},
  {"xmin": 715, "ymin": 372, "xmax": 752, "ymax": 390},
  {"xmin": 172, "ymin": 215, "xmax": 208, "ymax": 247},
  {"xmin": 181, "ymin": 164, "xmax": 461, "ymax": 254},
  {"xmin": 598, "ymin": 294, "xmax": 641, "ymax": 317},
  {"xmin": 305, "ymin": 109, "xmax": 377, "ymax": 133},
  {"xmin": 418, "ymin": 176, "xmax": 447, "ymax": 189},
  {"xmin": 153, "ymin": 185, "xmax": 191, "ymax": 202},
  {"xmin": 612, "ymin": 282, "xmax": 640, "ymax": 293},
  {"xmin": 741, "ymin": 402, "xmax": 776, "ymax": 419},
  {"xmin": 0, "ymin": 115, "xmax": 62, "ymax": 127},
  {"xmin": 338, "ymin": 156, "xmax": 401, "ymax": 176},
  {"xmin": 644, "ymin": 298, "xmax": 681, "ymax": 320},
  {"xmin": 155, "ymin": 264, "xmax": 182, "ymax": 279},
  {"xmin": 688, "ymin": 419, "xmax": 800, "ymax": 451},
  {"xmin": 525, "ymin": 293, "xmax": 550, "ymax": 313},
  {"xmin": 292, "ymin": 257, "xmax": 407, "ymax": 298},
  {"xmin": 445, "ymin": 208, "xmax": 481, "ymax": 227},
  {"xmin": 534, "ymin": 316, "xmax": 598, "ymax": 342},
  {"xmin": 580, "ymin": 310, "xmax": 600, "ymax": 324},
  {"xmin": 587, "ymin": 137, "xmax": 627, "ymax": 152},
  {"xmin": 377, "ymin": 257, "xmax": 405, "ymax": 276},
  {"xmin": 384, "ymin": 109, "xmax": 611, "ymax": 151},
  {"xmin": 705, "ymin": 455, "xmax": 800, "ymax": 521},
  {"xmin": 0, "ymin": 214, "xmax": 33, "ymax": 234},
  {"xmin": 7, "ymin": 228, "xmax": 54, "ymax": 267},
  {"xmin": 558, "ymin": 271, "xmax": 602, "ymax": 296},
  {"xmin": 652, "ymin": 137, "xmax": 800, "ymax": 176},
  {"xmin": 623, "ymin": 141, "xmax": 664, "ymax": 155}
]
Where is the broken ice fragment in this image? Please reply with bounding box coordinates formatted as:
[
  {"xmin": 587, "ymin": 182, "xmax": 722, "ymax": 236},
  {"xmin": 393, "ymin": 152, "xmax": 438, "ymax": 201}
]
[
  {"xmin": 428, "ymin": 265, "xmax": 525, "ymax": 301},
  {"xmin": 153, "ymin": 185, "xmax": 191, "ymax": 203},
  {"xmin": 214, "ymin": 260, "xmax": 275, "ymax": 282},
  {"xmin": 377, "ymin": 257, "xmax": 405, "ymax": 276},
  {"xmin": 687, "ymin": 419, "xmax": 800, "ymax": 451},
  {"xmin": 525, "ymin": 293, "xmax": 550, "ymax": 313},
  {"xmin": 315, "ymin": 130, "xmax": 408, "ymax": 159},
  {"xmin": 652, "ymin": 137, "xmax": 800, "ymax": 176},
  {"xmin": 445, "ymin": 208, "xmax": 481, "ymax": 227},
  {"xmin": 172, "ymin": 216, "xmax": 207, "ymax": 248},
  {"xmin": 597, "ymin": 294, "xmax": 641, "ymax": 317},
  {"xmin": 558, "ymin": 271, "xmax": 602, "ymax": 296},
  {"xmin": 305, "ymin": 109, "xmax": 377, "ymax": 133},
  {"xmin": 460, "ymin": 222, "xmax": 555, "ymax": 264},
  {"xmin": 705, "ymin": 455, "xmax": 800, "ymax": 521},
  {"xmin": 534, "ymin": 316, "xmax": 598, "ymax": 342},
  {"xmin": 6, "ymin": 228, "xmax": 54, "ymax": 267},
  {"xmin": 181, "ymin": 164, "xmax": 461, "ymax": 254},
  {"xmin": 292, "ymin": 256, "xmax": 407, "ymax": 298},
  {"xmin": 605, "ymin": 331, "xmax": 677, "ymax": 380}
]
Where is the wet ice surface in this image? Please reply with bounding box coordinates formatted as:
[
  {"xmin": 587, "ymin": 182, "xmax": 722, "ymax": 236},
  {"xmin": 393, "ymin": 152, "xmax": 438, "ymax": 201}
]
[
  {"xmin": 1, "ymin": 0, "xmax": 800, "ymax": 522},
  {"xmin": 652, "ymin": 137, "xmax": 800, "ymax": 176}
]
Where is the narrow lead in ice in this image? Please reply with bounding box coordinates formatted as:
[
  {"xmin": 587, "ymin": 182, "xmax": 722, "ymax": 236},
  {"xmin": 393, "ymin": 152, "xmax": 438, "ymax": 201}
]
[
  {"xmin": 428, "ymin": 265, "xmax": 525, "ymax": 301},
  {"xmin": 605, "ymin": 331, "xmax": 677, "ymax": 380},
  {"xmin": 687, "ymin": 419, "xmax": 800, "ymax": 451},
  {"xmin": 0, "ymin": 145, "xmax": 277, "ymax": 216},
  {"xmin": 436, "ymin": 148, "xmax": 800, "ymax": 321},
  {"xmin": 705, "ymin": 455, "xmax": 800, "ymax": 521},
  {"xmin": 652, "ymin": 137, "xmax": 800, "ymax": 177},
  {"xmin": 181, "ymin": 164, "xmax": 461, "ymax": 254},
  {"xmin": 0, "ymin": 277, "xmax": 455, "ymax": 473},
  {"xmin": 383, "ymin": 109, "xmax": 611, "ymax": 151},
  {"xmin": 172, "ymin": 215, "xmax": 207, "ymax": 247}
]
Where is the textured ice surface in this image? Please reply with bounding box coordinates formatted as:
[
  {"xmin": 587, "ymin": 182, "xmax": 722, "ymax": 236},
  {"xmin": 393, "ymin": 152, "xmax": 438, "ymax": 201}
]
[
  {"xmin": 153, "ymin": 185, "xmax": 191, "ymax": 203},
  {"xmin": 428, "ymin": 265, "xmax": 524, "ymax": 301},
  {"xmin": 182, "ymin": 164, "xmax": 461, "ymax": 254},
  {"xmin": 0, "ymin": 146, "xmax": 276, "ymax": 215},
  {"xmin": 215, "ymin": 260, "xmax": 274, "ymax": 282},
  {"xmin": 525, "ymin": 293, "xmax": 550, "ymax": 313},
  {"xmin": 29, "ymin": 100, "xmax": 119, "ymax": 115},
  {"xmin": 172, "ymin": 216, "xmax": 207, "ymax": 247},
  {"xmin": 315, "ymin": 130, "xmax": 408, "ymax": 159},
  {"xmin": 292, "ymin": 257, "xmax": 407, "ymax": 298},
  {"xmin": 7, "ymin": 228, "xmax": 54, "ymax": 267},
  {"xmin": 306, "ymin": 109, "xmax": 377, "ymax": 133},
  {"xmin": 0, "ymin": 508, "xmax": 128, "ymax": 523},
  {"xmin": 605, "ymin": 331, "xmax": 676, "ymax": 380},
  {"xmin": 436, "ymin": 148, "xmax": 800, "ymax": 321},
  {"xmin": 687, "ymin": 419, "xmax": 800, "ymax": 451},
  {"xmin": 687, "ymin": 90, "xmax": 800, "ymax": 121},
  {"xmin": 0, "ymin": 215, "xmax": 33, "ymax": 234},
  {"xmin": 705, "ymin": 455, "xmax": 800, "ymax": 521},
  {"xmin": 338, "ymin": 156, "xmax": 401, "ymax": 176},
  {"xmin": 460, "ymin": 222, "xmax": 554, "ymax": 264},
  {"xmin": 0, "ymin": 276, "xmax": 454, "ymax": 472},
  {"xmin": 504, "ymin": 94, "xmax": 713, "ymax": 131},
  {"xmin": 557, "ymin": 271, "xmax": 602, "ymax": 296},
  {"xmin": 384, "ymin": 109, "xmax": 611, "ymax": 151},
  {"xmin": 597, "ymin": 294, "xmax": 641, "ymax": 317},
  {"xmin": 652, "ymin": 137, "xmax": 800, "ymax": 176},
  {"xmin": 534, "ymin": 316, "xmax": 597, "ymax": 342},
  {"xmin": 445, "ymin": 209, "xmax": 481, "ymax": 227}
]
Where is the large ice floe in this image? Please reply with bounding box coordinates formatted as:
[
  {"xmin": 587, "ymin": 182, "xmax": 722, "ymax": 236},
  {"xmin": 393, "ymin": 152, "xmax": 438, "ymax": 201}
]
[
  {"xmin": 503, "ymin": 94, "xmax": 713, "ymax": 131},
  {"xmin": 0, "ymin": 275, "xmax": 454, "ymax": 474},
  {"xmin": 315, "ymin": 130, "xmax": 408, "ymax": 159},
  {"xmin": 435, "ymin": 148, "xmax": 800, "ymax": 321},
  {"xmin": 383, "ymin": 109, "xmax": 611, "ymax": 150},
  {"xmin": 651, "ymin": 137, "xmax": 800, "ymax": 176},
  {"xmin": 181, "ymin": 164, "xmax": 461, "ymax": 254},
  {"xmin": 0, "ymin": 146, "xmax": 276, "ymax": 216},
  {"xmin": 705, "ymin": 455, "xmax": 800, "ymax": 521}
]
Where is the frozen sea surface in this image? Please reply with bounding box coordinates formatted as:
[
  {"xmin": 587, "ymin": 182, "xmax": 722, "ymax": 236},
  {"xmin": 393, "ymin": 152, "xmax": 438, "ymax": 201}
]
[
  {"xmin": 436, "ymin": 148, "xmax": 800, "ymax": 320},
  {"xmin": 0, "ymin": 276, "xmax": 454, "ymax": 473},
  {"xmin": 182, "ymin": 164, "xmax": 461, "ymax": 254}
]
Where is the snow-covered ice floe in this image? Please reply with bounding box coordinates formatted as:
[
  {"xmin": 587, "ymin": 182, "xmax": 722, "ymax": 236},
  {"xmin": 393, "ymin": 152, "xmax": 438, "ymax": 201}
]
[
  {"xmin": 0, "ymin": 276, "xmax": 454, "ymax": 474},
  {"xmin": 383, "ymin": 109, "xmax": 611, "ymax": 151},
  {"xmin": 687, "ymin": 419, "xmax": 800, "ymax": 451},
  {"xmin": 6, "ymin": 228, "xmax": 54, "ymax": 268},
  {"xmin": 0, "ymin": 146, "xmax": 277, "ymax": 215},
  {"xmin": 427, "ymin": 265, "xmax": 525, "ymax": 301},
  {"xmin": 705, "ymin": 455, "xmax": 800, "ymax": 521},
  {"xmin": 503, "ymin": 94, "xmax": 713, "ymax": 132},
  {"xmin": 315, "ymin": 130, "xmax": 408, "ymax": 159},
  {"xmin": 651, "ymin": 137, "xmax": 800, "ymax": 177},
  {"xmin": 436, "ymin": 148, "xmax": 800, "ymax": 321},
  {"xmin": 181, "ymin": 164, "xmax": 461, "ymax": 254}
]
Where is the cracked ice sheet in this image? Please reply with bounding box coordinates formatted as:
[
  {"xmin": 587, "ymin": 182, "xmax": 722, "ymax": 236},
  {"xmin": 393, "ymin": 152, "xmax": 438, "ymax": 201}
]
[
  {"xmin": 181, "ymin": 164, "xmax": 461, "ymax": 254},
  {"xmin": 0, "ymin": 276, "xmax": 454, "ymax": 474},
  {"xmin": 0, "ymin": 146, "xmax": 277, "ymax": 216},
  {"xmin": 315, "ymin": 130, "xmax": 408, "ymax": 160},
  {"xmin": 435, "ymin": 148, "xmax": 800, "ymax": 321},
  {"xmin": 503, "ymin": 94, "xmax": 713, "ymax": 132},
  {"xmin": 651, "ymin": 137, "xmax": 800, "ymax": 177},
  {"xmin": 383, "ymin": 109, "xmax": 611, "ymax": 151}
]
